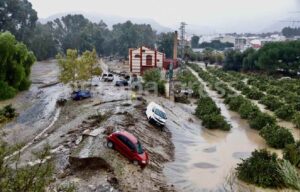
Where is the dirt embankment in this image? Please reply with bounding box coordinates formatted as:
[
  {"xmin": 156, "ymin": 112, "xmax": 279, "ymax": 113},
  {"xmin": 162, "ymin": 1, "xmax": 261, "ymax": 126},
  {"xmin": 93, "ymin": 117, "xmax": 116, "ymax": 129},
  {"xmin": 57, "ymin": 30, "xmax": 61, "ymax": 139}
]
[{"xmin": 45, "ymin": 97, "xmax": 175, "ymax": 192}]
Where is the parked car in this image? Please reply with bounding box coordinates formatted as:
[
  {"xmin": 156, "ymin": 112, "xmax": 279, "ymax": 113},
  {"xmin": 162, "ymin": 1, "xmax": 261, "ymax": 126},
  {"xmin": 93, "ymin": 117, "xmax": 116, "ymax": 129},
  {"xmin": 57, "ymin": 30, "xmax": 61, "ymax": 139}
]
[
  {"xmin": 102, "ymin": 73, "xmax": 108, "ymax": 81},
  {"xmin": 107, "ymin": 131, "xmax": 149, "ymax": 168},
  {"xmin": 146, "ymin": 102, "xmax": 167, "ymax": 128},
  {"xmin": 115, "ymin": 79, "xmax": 129, "ymax": 86},
  {"xmin": 71, "ymin": 90, "xmax": 92, "ymax": 100},
  {"xmin": 107, "ymin": 74, "xmax": 114, "ymax": 82},
  {"xmin": 180, "ymin": 88, "xmax": 194, "ymax": 96}
]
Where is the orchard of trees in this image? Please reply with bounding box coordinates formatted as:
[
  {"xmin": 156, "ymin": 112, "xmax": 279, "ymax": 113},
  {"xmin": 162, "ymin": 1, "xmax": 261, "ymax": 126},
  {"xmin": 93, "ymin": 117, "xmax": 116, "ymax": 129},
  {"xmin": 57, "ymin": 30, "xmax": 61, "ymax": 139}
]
[{"xmin": 223, "ymin": 41, "xmax": 300, "ymax": 74}]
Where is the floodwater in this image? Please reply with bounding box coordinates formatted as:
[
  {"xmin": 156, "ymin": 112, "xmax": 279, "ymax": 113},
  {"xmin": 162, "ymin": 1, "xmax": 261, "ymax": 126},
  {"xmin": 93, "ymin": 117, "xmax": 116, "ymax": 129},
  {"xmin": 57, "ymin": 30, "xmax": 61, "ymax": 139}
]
[
  {"xmin": 0, "ymin": 60, "xmax": 68, "ymax": 145},
  {"xmin": 1, "ymin": 60, "xmax": 294, "ymax": 192},
  {"xmin": 158, "ymin": 67, "xmax": 280, "ymax": 192}
]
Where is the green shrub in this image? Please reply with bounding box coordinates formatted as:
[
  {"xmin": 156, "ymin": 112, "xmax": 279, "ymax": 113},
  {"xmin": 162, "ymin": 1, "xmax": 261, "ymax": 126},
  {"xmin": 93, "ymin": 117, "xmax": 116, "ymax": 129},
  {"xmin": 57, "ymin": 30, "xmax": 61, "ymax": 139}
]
[
  {"xmin": 245, "ymin": 88, "xmax": 264, "ymax": 100},
  {"xmin": 0, "ymin": 143, "xmax": 54, "ymax": 191},
  {"xmin": 236, "ymin": 149, "xmax": 285, "ymax": 188},
  {"xmin": 275, "ymin": 105, "xmax": 296, "ymax": 121},
  {"xmin": 191, "ymin": 83, "xmax": 201, "ymax": 98},
  {"xmin": 266, "ymin": 86, "xmax": 283, "ymax": 96},
  {"xmin": 294, "ymin": 102, "xmax": 300, "ymax": 111},
  {"xmin": 232, "ymin": 81, "xmax": 247, "ymax": 91},
  {"xmin": 238, "ymin": 101, "xmax": 260, "ymax": 119},
  {"xmin": 256, "ymin": 83, "xmax": 268, "ymax": 92},
  {"xmin": 157, "ymin": 80, "xmax": 166, "ymax": 95},
  {"xmin": 196, "ymin": 97, "xmax": 220, "ymax": 117},
  {"xmin": 259, "ymin": 124, "xmax": 295, "ymax": 149},
  {"xmin": 283, "ymin": 93, "xmax": 300, "ymax": 104},
  {"xmin": 260, "ymin": 95, "xmax": 284, "ymax": 111},
  {"xmin": 226, "ymin": 95, "xmax": 246, "ymax": 111},
  {"xmin": 241, "ymin": 86, "xmax": 252, "ymax": 95},
  {"xmin": 284, "ymin": 141, "xmax": 300, "ymax": 168},
  {"xmin": 0, "ymin": 81, "xmax": 17, "ymax": 100},
  {"xmin": 202, "ymin": 114, "xmax": 230, "ymax": 131},
  {"xmin": 143, "ymin": 68, "xmax": 161, "ymax": 82},
  {"xmin": 195, "ymin": 97, "xmax": 231, "ymax": 131},
  {"xmin": 18, "ymin": 78, "xmax": 31, "ymax": 91},
  {"xmin": 0, "ymin": 105, "xmax": 17, "ymax": 123},
  {"xmin": 2, "ymin": 104, "xmax": 16, "ymax": 119},
  {"xmin": 293, "ymin": 113, "xmax": 300, "ymax": 128},
  {"xmin": 249, "ymin": 112, "xmax": 276, "ymax": 130}
]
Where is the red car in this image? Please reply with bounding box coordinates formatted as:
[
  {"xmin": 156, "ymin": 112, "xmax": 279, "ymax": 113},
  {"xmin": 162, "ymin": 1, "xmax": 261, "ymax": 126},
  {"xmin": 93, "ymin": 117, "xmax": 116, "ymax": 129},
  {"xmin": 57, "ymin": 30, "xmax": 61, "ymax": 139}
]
[{"xmin": 107, "ymin": 131, "xmax": 149, "ymax": 167}]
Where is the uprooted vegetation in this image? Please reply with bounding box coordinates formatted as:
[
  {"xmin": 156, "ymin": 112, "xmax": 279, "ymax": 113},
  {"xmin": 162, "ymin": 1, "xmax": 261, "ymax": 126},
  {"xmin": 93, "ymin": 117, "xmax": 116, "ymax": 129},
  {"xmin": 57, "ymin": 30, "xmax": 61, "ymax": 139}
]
[
  {"xmin": 284, "ymin": 141, "xmax": 300, "ymax": 168},
  {"xmin": 0, "ymin": 104, "xmax": 17, "ymax": 124}
]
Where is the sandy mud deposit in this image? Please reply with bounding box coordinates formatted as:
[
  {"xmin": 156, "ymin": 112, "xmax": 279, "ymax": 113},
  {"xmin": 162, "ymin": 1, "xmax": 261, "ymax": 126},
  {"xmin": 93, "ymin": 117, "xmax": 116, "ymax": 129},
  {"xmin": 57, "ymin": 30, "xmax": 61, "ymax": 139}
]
[
  {"xmin": 3, "ymin": 60, "xmax": 175, "ymax": 192},
  {"xmin": 47, "ymin": 98, "xmax": 176, "ymax": 192}
]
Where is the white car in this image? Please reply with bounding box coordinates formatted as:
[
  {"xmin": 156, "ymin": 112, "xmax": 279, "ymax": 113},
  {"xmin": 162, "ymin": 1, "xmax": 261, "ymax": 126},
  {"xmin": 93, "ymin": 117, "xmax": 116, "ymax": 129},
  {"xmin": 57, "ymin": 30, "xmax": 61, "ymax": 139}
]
[
  {"xmin": 107, "ymin": 74, "xmax": 114, "ymax": 82},
  {"xmin": 102, "ymin": 73, "xmax": 108, "ymax": 81},
  {"xmin": 146, "ymin": 102, "xmax": 167, "ymax": 127}
]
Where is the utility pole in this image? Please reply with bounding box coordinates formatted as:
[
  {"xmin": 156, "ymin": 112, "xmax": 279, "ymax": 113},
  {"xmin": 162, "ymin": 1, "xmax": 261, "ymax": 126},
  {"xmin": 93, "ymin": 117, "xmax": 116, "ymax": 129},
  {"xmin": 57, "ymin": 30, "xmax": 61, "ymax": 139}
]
[{"xmin": 179, "ymin": 22, "xmax": 187, "ymax": 61}]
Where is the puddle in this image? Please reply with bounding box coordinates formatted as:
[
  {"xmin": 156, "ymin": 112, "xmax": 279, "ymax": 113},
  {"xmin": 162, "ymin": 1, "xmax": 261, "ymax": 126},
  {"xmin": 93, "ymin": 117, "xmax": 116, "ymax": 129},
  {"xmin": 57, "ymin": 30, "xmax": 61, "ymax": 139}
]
[{"xmin": 194, "ymin": 162, "xmax": 218, "ymax": 169}]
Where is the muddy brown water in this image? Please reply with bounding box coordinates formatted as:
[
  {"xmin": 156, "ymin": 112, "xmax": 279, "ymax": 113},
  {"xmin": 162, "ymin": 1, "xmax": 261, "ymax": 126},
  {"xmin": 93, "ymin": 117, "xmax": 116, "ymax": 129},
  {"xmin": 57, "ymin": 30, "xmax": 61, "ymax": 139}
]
[
  {"xmin": 149, "ymin": 95, "xmax": 269, "ymax": 191},
  {"xmin": 152, "ymin": 67, "xmax": 283, "ymax": 192},
  {"xmin": 0, "ymin": 60, "xmax": 70, "ymax": 146}
]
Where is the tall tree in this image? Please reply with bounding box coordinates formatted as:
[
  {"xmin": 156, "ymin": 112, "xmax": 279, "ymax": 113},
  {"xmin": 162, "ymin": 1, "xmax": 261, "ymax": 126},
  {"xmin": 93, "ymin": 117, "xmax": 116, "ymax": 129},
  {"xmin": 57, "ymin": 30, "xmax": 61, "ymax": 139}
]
[
  {"xmin": 111, "ymin": 21, "xmax": 156, "ymax": 57},
  {"xmin": 0, "ymin": 32, "xmax": 35, "ymax": 100},
  {"xmin": 282, "ymin": 27, "xmax": 300, "ymax": 38},
  {"xmin": 157, "ymin": 32, "xmax": 174, "ymax": 58},
  {"xmin": 27, "ymin": 22, "xmax": 58, "ymax": 60},
  {"xmin": 0, "ymin": 0, "xmax": 38, "ymax": 44},
  {"xmin": 57, "ymin": 49, "xmax": 99, "ymax": 90},
  {"xmin": 191, "ymin": 35, "xmax": 200, "ymax": 48}
]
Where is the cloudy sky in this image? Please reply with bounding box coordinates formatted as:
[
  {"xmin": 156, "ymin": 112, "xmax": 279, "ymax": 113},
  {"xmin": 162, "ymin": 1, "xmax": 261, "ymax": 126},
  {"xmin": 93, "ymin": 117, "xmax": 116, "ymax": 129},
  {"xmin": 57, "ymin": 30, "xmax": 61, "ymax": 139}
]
[{"xmin": 29, "ymin": 0, "xmax": 299, "ymax": 33}]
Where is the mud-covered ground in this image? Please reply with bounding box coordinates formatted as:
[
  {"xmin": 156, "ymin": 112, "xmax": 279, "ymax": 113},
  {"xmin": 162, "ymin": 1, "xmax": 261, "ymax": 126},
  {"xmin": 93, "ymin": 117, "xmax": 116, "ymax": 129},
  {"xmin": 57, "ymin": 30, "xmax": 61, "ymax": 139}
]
[{"xmin": 1, "ymin": 60, "xmax": 176, "ymax": 192}]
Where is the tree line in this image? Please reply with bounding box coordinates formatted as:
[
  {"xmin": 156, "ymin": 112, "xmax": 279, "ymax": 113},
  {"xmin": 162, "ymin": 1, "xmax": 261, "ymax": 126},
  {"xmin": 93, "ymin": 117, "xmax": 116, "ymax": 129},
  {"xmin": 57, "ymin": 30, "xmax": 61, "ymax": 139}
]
[
  {"xmin": 0, "ymin": 0, "xmax": 176, "ymax": 61},
  {"xmin": 282, "ymin": 27, "xmax": 300, "ymax": 38},
  {"xmin": 223, "ymin": 41, "xmax": 300, "ymax": 74},
  {"xmin": 191, "ymin": 35, "xmax": 234, "ymax": 50}
]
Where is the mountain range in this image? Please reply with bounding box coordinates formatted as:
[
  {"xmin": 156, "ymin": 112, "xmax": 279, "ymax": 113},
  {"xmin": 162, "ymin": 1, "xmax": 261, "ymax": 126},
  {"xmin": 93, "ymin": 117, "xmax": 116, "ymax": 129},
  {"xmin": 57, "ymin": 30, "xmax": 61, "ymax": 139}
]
[{"xmin": 39, "ymin": 12, "xmax": 292, "ymax": 35}]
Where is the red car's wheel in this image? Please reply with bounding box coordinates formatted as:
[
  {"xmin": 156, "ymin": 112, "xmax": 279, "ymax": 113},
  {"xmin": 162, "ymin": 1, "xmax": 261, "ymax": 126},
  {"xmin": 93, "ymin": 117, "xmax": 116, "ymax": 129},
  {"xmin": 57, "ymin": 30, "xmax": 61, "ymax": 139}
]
[
  {"xmin": 107, "ymin": 141, "xmax": 114, "ymax": 149},
  {"xmin": 133, "ymin": 160, "xmax": 139, "ymax": 166}
]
